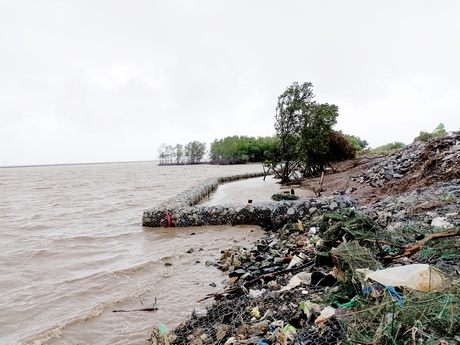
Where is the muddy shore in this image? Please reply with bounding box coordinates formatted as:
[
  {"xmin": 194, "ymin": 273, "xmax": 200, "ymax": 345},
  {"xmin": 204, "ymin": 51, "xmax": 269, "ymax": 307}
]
[{"xmin": 148, "ymin": 133, "xmax": 460, "ymax": 345}]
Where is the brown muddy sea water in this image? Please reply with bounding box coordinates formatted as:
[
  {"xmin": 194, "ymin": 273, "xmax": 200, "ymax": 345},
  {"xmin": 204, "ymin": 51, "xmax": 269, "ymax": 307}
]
[{"xmin": 0, "ymin": 162, "xmax": 291, "ymax": 345}]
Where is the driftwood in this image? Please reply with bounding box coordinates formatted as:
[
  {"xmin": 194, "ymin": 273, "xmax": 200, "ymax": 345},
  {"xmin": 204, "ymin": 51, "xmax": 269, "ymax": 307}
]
[
  {"xmin": 113, "ymin": 307, "xmax": 158, "ymax": 313},
  {"xmin": 313, "ymin": 172, "xmax": 325, "ymax": 197},
  {"xmin": 113, "ymin": 298, "xmax": 158, "ymax": 312},
  {"xmin": 384, "ymin": 228, "xmax": 460, "ymax": 260},
  {"xmin": 262, "ymin": 163, "xmax": 272, "ymax": 181},
  {"xmin": 197, "ymin": 260, "xmax": 314, "ymax": 302}
]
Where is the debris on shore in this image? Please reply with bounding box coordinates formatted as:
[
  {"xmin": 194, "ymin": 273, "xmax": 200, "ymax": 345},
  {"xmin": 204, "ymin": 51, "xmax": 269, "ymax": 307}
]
[{"xmin": 148, "ymin": 132, "xmax": 460, "ymax": 345}]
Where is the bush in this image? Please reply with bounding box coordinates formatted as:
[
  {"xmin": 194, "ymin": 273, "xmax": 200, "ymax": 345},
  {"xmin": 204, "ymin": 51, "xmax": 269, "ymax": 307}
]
[
  {"xmin": 370, "ymin": 142, "xmax": 406, "ymax": 154},
  {"xmin": 414, "ymin": 130, "xmax": 447, "ymax": 142},
  {"xmin": 329, "ymin": 131, "xmax": 356, "ymax": 161},
  {"xmin": 271, "ymin": 193, "xmax": 300, "ymax": 201}
]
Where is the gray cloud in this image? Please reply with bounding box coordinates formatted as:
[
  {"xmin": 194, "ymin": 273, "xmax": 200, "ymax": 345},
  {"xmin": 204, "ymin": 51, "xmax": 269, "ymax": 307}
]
[{"xmin": 1, "ymin": 0, "xmax": 459, "ymax": 166}]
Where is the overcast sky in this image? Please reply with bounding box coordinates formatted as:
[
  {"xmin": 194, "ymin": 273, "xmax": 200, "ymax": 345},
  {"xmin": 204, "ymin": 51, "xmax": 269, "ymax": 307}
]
[{"xmin": 1, "ymin": 1, "xmax": 459, "ymax": 166}]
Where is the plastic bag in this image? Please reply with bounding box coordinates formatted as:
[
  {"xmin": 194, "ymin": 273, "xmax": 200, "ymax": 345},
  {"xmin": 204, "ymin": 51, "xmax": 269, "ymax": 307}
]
[
  {"xmin": 279, "ymin": 272, "xmax": 312, "ymax": 292},
  {"xmin": 315, "ymin": 306, "xmax": 336, "ymax": 327},
  {"xmin": 365, "ymin": 264, "xmax": 446, "ymax": 292}
]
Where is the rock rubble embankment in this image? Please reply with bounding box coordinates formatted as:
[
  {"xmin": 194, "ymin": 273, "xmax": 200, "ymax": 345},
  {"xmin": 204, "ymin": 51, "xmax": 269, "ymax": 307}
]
[
  {"xmin": 352, "ymin": 131, "xmax": 460, "ymax": 191},
  {"xmin": 348, "ymin": 132, "xmax": 460, "ymax": 229}
]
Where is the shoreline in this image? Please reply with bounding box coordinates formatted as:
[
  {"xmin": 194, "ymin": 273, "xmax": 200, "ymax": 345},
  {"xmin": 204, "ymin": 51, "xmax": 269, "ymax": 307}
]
[
  {"xmin": 144, "ymin": 139, "xmax": 460, "ymax": 344},
  {"xmin": 149, "ymin": 179, "xmax": 460, "ymax": 344}
]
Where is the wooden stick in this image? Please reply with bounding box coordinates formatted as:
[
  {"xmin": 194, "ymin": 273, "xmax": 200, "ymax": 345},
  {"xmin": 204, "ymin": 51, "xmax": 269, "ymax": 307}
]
[
  {"xmin": 384, "ymin": 228, "xmax": 460, "ymax": 260},
  {"xmin": 262, "ymin": 163, "xmax": 267, "ymax": 181},
  {"xmin": 113, "ymin": 307, "xmax": 158, "ymax": 312},
  {"xmin": 113, "ymin": 298, "xmax": 158, "ymax": 312}
]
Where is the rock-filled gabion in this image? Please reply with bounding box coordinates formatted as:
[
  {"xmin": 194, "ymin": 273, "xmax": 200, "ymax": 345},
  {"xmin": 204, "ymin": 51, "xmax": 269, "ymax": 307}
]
[{"xmin": 142, "ymin": 173, "xmax": 358, "ymax": 228}]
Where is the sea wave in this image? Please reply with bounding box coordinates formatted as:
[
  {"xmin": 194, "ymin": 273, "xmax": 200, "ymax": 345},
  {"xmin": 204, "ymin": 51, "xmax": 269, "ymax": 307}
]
[
  {"xmin": 1, "ymin": 162, "xmax": 266, "ymax": 345},
  {"xmin": 19, "ymin": 265, "xmax": 171, "ymax": 345}
]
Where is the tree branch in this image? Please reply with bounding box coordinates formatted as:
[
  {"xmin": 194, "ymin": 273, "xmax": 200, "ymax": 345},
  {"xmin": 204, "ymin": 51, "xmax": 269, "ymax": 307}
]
[{"xmin": 383, "ymin": 228, "xmax": 460, "ymax": 260}]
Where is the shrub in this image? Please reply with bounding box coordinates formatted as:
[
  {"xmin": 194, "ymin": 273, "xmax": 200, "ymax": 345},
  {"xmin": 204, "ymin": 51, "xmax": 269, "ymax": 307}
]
[
  {"xmin": 271, "ymin": 193, "xmax": 300, "ymax": 201},
  {"xmin": 329, "ymin": 131, "xmax": 356, "ymax": 161}
]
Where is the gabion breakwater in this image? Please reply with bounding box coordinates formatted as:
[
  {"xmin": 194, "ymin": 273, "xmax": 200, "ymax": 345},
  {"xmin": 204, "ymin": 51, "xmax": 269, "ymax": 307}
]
[{"xmin": 142, "ymin": 172, "xmax": 358, "ymax": 228}]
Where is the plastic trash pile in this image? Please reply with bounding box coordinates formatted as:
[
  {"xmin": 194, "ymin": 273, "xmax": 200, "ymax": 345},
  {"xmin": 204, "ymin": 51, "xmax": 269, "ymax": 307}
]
[{"xmin": 149, "ymin": 208, "xmax": 460, "ymax": 345}]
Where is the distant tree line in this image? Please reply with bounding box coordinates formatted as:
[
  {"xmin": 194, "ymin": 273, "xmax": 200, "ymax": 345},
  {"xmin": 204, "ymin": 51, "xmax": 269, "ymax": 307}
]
[
  {"xmin": 157, "ymin": 81, "xmax": 371, "ymax": 175},
  {"xmin": 157, "ymin": 136, "xmax": 280, "ymax": 165},
  {"xmin": 157, "ymin": 141, "xmax": 207, "ymax": 165},
  {"xmin": 209, "ymin": 136, "xmax": 278, "ymax": 164}
]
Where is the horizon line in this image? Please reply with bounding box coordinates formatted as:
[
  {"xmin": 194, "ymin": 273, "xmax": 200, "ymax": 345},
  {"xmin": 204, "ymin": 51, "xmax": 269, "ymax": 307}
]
[{"xmin": 0, "ymin": 159, "xmax": 161, "ymax": 169}]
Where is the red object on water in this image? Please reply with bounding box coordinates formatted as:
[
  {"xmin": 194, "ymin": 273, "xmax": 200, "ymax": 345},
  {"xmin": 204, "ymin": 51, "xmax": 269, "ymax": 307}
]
[{"xmin": 165, "ymin": 211, "xmax": 172, "ymax": 227}]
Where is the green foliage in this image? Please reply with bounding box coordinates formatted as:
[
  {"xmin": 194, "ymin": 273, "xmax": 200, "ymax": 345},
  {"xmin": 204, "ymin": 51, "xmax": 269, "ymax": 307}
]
[
  {"xmin": 272, "ymin": 81, "xmax": 340, "ymax": 182},
  {"xmin": 414, "ymin": 129, "xmax": 447, "ymax": 142},
  {"xmin": 273, "ymin": 82, "xmax": 312, "ymax": 183},
  {"xmin": 175, "ymin": 144, "xmax": 184, "ymax": 164},
  {"xmin": 185, "ymin": 141, "xmax": 207, "ymax": 163},
  {"xmin": 158, "ymin": 141, "xmax": 207, "ymax": 164},
  {"xmin": 329, "ymin": 131, "xmax": 356, "ymax": 161},
  {"xmin": 300, "ymin": 102, "xmax": 339, "ymax": 175},
  {"xmin": 275, "ymin": 82, "xmax": 313, "ymax": 164},
  {"xmin": 271, "ymin": 193, "xmax": 300, "ymax": 201},
  {"xmin": 370, "ymin": 141, "xmax": 406, "ymax": 154},
  {"xmin": 345, "ymin": 134, "xmax": 369, "ymax": 151},
  {"xmin": 158, "ymin": 143, "xmax": 177, "ymax": 164},
  {"xmin": 209, "ymin": 136, "xmax": 278, "ymax": 164}
]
